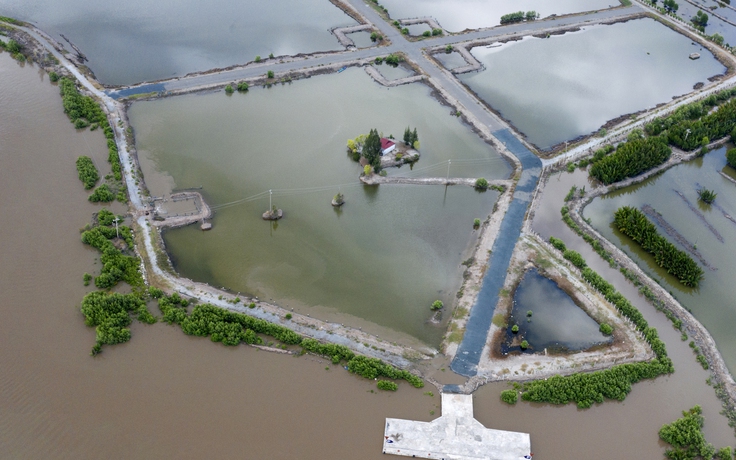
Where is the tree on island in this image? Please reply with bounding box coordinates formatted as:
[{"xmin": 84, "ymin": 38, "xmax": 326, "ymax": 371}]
[
  {"xmin": 363, "ymin": 129, "xmax": 382, "ymax": 167},
  {"xmin": 403, "ymin": 127, "xmax": 419, "ymax": 146}
]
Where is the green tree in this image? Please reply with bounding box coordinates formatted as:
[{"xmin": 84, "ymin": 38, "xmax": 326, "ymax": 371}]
[
  {"xmin": 224, "ymin": 84, "xmax": 233, "ymax": 94},
  {"xmin": 726, "ymin": 148, "xmax": 736, "ymax": 168},
  {"xmin": 403, "ymin": 126, "xmax": 412, "ymax": 145},
  {"xmin": 692, "ymin": 10, "xmax": 709, "ymax": 28},
  {"xmin": 377, "ymin": 380, "xmax": 398, "ymax": 391},
  {"xmin": 430, "ymin": 300, "xmax": 444, "ymax": 310},
  {"xmin": 663, "ymin": 0, "xmax": 679, "ymax": 12},
  {"xmin": 520, "ymin": 340, "xmax": 529, "ymax": 349},
  {"xmin": 500, "ymin": 389, "xmax": 518, "ymax": 404},
  {"xmin": 659, "ymin": 406, "xmax": 715, "ymax": 460},
  {"xmin": 445, "ymin": 44, "xmax": 453, "ymax": 54},
  {"xmin": 697, "ymin": 188, "xmax": 717, "ymax": 204},
  {"xmin": 267, "ymin": 70, "xmax": 274, "ymax": 79},
  {"xmin": 362, "ymin": 128, "xmax": 382, "ymax": 167},
  {"xmin": 599, "ymin": 323, "xmax": 613, "ymax": 335},
  {"xmin": 474, "ymin": 178, "xmax": 489, "ymax": 190},
  {"xmin": 237, "ymin": 81, "xmax": 249, "ymax": 92}
]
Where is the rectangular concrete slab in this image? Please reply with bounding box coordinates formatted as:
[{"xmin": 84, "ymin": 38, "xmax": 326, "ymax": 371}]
[{"xmin": 383, "ymin": 393, "xmax": 531, "ymax": 460}]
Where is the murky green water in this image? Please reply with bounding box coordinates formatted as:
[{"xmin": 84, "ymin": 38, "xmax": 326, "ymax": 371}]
[
  {"xmin": 433, "ymin": 51, "xmax": 468, "ymax": 70},
  {"xmin": 504, "ymin": 268, "xmax": 610, "ymax": 353},
  {"xmin": 586, "ymin": 147, "xmax": 736, "ymax": 371},
  {"xmin": 460, "ymin": 19, "xmax": 726, "ymax": 150},
  {"xmin": 130, "ymin": 68, "xmax": 510, "ymax": 344},
  {"xmin": 0, "ymin": 0, "xmax": 355, "ymax": 85},
  {"xmin": 377, "ymin": 0, "xmax": 613, "ymax": 32}
]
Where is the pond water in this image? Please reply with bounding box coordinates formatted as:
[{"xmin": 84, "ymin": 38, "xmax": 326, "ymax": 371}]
[
  {"xmin": 373, "ymin": 62, "xmax": 415, "ymax": 80},
  {"xmin": 502, "ymin": 268, "xmax": 610, "ymax": 353},
  {"xmin": 349, "ymin": 31, "xmax": 376, "ymax": 49},
  {"xmin": 377, "ymin": 0, "xmax": 614, "ymax": 32},
  {"xmin": 673, "ymin": 0, "xmax": 736, "ymax": 47},
  {"xmin": 433, "ymin": 50, "xmax": 468, "ymax": 70},
  {"xmin": 459, "ymin": 18, "xmax": 726, "ymax": 150},
  {"xmin": 0, "ymin": 0, "xmax": 355, "ymax": 85},
  {"xmin": 406, "ymin": 23, "xmax": 432, "ymax": 36},
  {"xmin": 585, "ymin": 146, "xmax": 736, "ymax": 372},
  {"xmin": 130, "ymin": 67, "xmax": 510, "ymax": 345}
]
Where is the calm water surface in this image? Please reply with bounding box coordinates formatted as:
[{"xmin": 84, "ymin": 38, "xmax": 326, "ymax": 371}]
[
  {"xmin": 2, "ymin": 41, "xmax": 736, "ymax": 460},
  {"xmin": 130, "ymin": 68, "xmax": 510, "ymax": 345},
  {"xmin": 0, "ymin": 0, "xmax": 355, "ymax": 85},
  {"xmin": 586, "ymin": 147, "xmax": 736, "ymax": 372},
  {"xmin": 378, "ymin": 0, "xmax": 613, "ymax": 32},
  {"xmin": 460, "ymin": 19, "xmax": 726, "ymax": 149}
]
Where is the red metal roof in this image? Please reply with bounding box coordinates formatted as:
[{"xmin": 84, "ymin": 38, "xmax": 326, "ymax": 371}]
[{"xmin": 380, "ymin": 138, "xmax": 395, "ymax": 149}]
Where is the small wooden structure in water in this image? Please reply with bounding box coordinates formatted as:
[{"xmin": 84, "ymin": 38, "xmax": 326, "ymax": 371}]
[{"xmin": 689, "ymin": 52, "xmax": 701, "ymax": 60}]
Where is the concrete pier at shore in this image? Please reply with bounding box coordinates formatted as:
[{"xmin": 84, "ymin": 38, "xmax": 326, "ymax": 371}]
[{"xmin": 383, "ymin": 393, "xmax": 531, "ymax": 460}]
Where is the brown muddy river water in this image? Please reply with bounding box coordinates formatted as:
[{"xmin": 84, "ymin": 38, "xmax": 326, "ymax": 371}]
[{"xmin": 1, "ymin": 42, "xmax": 735, "ymax": 459}]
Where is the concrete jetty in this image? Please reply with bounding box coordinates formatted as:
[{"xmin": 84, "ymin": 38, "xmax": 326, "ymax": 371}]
[
  {"xmin": 360, "ymin": 175, "xmax": 510, "ymax": 188},
  {"xmin": 383, "ymin": 393, "xmax": 531, "ymax": 460}
]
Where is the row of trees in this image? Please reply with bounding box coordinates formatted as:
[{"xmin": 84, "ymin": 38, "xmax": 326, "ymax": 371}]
[
  {"xmin": 76, "ymin": 156, "xmax": 99, "ymax": 189},
  {"xmin": 515, "ymin": 237, "xmax": 673, "ymax": 408},
  {"xmin": 499, "ymin": 11, "xmax": 539, "ymax": 24},
  {"xmin": 613, "ymin": 206, "xmax": 704, "ymax": 287},
  {"xmin": 81, "ymin": 291, "xmax": 156, "ymax": 354},
  {"xmin": 59, "ymin": 77, "xmax": 108, "ymax": 128},
  {"xmin": 157, "ymin": 295, "xmax": 425, "ymax": 389},
  {"xmin": 589, "ymin": 137, "xmax": 671, "ymax": 184}
]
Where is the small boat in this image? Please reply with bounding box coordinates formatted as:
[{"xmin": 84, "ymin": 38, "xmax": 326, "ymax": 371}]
[
  {"xmin": 689, "ymin": 53, "xmax": 701, "ymax": 60},
  {"xmin": 337, "ymin": 66, "xmax": 347, "ymax": 73}
]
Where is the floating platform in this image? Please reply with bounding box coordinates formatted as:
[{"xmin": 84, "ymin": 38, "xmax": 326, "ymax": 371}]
[
  {"xmin": 200, "ymin": 222, "xmax": 212, "ymax": 231},
  {"xmin": 689, "ymin": 53, "xmax": 701, "ymax": 60},
  {"xmin": 383, "ymin": 393, "xmax": 531, "ymax": 460}
]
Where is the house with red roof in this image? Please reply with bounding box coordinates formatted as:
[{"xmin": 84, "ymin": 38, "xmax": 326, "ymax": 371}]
[{"xmin": 380, "ymin": 138, "xmax": 396, "ymax": 156}]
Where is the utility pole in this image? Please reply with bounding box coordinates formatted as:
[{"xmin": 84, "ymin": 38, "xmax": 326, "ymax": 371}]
[
  {"xmin": 446, "ymin": 160, "xmax": 451, "ymax": 180},
  {"xmin": 269, "ymin": 189, "xmax": 272, "ymax": 210},
  {"xmin": 113, "ymin": 217, "xmax": 120, "ymax": 239}
]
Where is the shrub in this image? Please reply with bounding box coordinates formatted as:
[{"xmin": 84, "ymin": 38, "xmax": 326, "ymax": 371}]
[
  {"xmin": 385, "ymin": 53, "xmax": 401, "ymax": 66},
  {"xmin": 285, "ymin": 313, "xmax": 292, "ymax": 320},
  {"xmin": 267, "ymin": 70, "xmax": 274, "ymax": 79},
  {"xmin": 83, "ymin": 273, "xmax": 92, "ymax": 286},
  {"xmin": 255, "ymin": 55, "xmax": 261, "ymax": 62},
  {"xmin": 526, "ymin": 310, "xmax": 533, "ymax": 317},
  {"xmin": 76, "ymin": 156, "xmax": 99, "ymax": 189},
  {"xmin": 549, "ymin": 236, "xmax": 567, "ymax": 252},
  {"xmin": 563, "ymin": 249, "xmax": 587, "ymax": 269},
  {"xmin": 422, "ymin": 30, "xmax": 431, "ymax": 37},
  {"xmin": 520, "ymin": 340, "xmax": 529, "ymax": 349},
  {"xmin": 431, "ymin": 300, "xmax": 444, "ymax": 311},
  {"xmin": 473, "ymin": 218, "xmax": 481, "ymax": 228},
  {"xmin": 659, "ymin": 406, "xmax": 715, "ymax": 460},
  {"xmin": 500, "ymin": 389, "xmax": 518, "ymax": 404},
  {"xmin": 269, "ymin": 53, "xmax": 274, "ymax": 59},
  {"xmin": 511, "ymin": 324, "xmax": 519, "ymax": 333},
  {"xmin": 697, "ymin": 188, "xmax": 717, "ymax": 204},
  {"xmin": 432, "ymin": 28, "xmax": 443, "ymax": 36},
  {"xmin": 474, "ymin": 178, "xmax": 489, "ymax": 190},
  {"xmin": 599, "ymin": 323, "xmax": 613, "ymax": 335},
  {"xmin": 49, "ymin": 71, "xmax": 59, "ymax": 82},
  {"xmin": 377, "ymin": 380, "xmax": 398, "ymax": 391},
  {"xmin": 445, "ymin": 45, "xmax": 453, "ymax": 53},
  {"xmin": 236, "ymin": 81, "xmax": 249, "ymax": 92},
  {"xmin": 225, "ymin": 85, "xmax": 233, "ymax": 94},
  {"xmin": 614, "ymin": 206, "xmax": 703, "ymax": 287},
  {"xmin": 88, "ymin": 184, "xmax": 115, "ymax": 203},
  {"xmin": 727, "ymin": 148, "xmax": 736, "ymax": 168}
]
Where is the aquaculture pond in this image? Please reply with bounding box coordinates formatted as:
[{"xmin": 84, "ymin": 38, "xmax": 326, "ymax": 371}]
[
  {"xmin": 671, "ymin": 0, "xmax": 736, "ymax": 48},
  {"xmin": 130, "ymin": 67, "xmax": 510, "ymax": 345},
  {"xmin": 0, "ymin": 0, "xmax": 356, "ymax": 85},
  {"xmin": 460, "ymin": 18, "xmax": 726, "ymax": 150},
  {"xmin": 585, "ymin": 146, "xmax": 736, "ymax": 371},
  {"xmin": 502, "ymin": 269, "xmax": 610, "ymax": 354},
  {"xmin": 377, "ymin": 0, "xmax": 613, "ymax": 32}
]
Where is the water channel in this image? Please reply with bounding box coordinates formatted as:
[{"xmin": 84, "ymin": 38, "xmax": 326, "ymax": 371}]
[
  {"xmin": 0, "ymin": 0, "xmax": 356, "ymax": 85},
  {"xmin": 3, "ymin": 32, "xmax": 736, "ymax": 460},
  {"xmin": 459, "ymin": 18, "xmax": 726, "ymax": 150},
  {"xmin": 585, "ymin": 146, "xmax": 736, "ymax": 372},
  {"xmin": 130, "ymin": 67, "xmax": 510, "ymax": 345},
  {"xmin": 376, "ymin": 0, "xmax": 613, "ymax": 32}
]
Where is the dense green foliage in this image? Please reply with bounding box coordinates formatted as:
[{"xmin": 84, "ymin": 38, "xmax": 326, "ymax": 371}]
[
  {"xmin": 377, "ymin": 380, "xmax": 398, "ymax": 391},
  {"xmin": 600, "ymin": 323, "xmax": 613, "ymax": 335},
  {"xmin": 75, "ymin": 156, "xmax": 99, "ymax": 189},
  {"xmin": 499, "ymin": 11, "xmax": 538, "ymax": 24},
  {"xmin": 692, "ymin": 10, "xmax": 709, "ymax": 28},
  {"xmin": 385, "ymin": 54, "xmax": 401, "ymax": 66},
  {"xmin": 88, "ymin": 184, "xmax": 115, "ymax": 202},
  {"xmin": 614, "ymin": 206, "xmax": 703, "ymax": 287},
  {"xmin": 500, "ymin": 389, "xmax": 518, "ymax": 404},
  {"xmin": 59, "ymin": 77, "xmax": 107, "ymax": 127},
  {"xmin": 698, "ymin": 188, "xmax": 717, "ymax": 204},
  {"xmin": 549, "ymin": 236, "xmax": 567, "ymax": 252},
  {"xmin": 646, "ymin": 89, "xmax": 736, "ymax": 151},
  {"xmin": 237, "ymin": 81, "xmax": 249, "ymax": 92},
  {"xmin": 81, "ymin": 291, "xmax": 155, "ymax": 355},
  {"xmin": 430, "ymin": 300, "xmax": 443, "ymax": 311},
  {"xmin": 589, "ymin": 137, "xmax": 671, "ymax": 184},
  {"xmin": 563, "ymin": 249, "xmax": 586, "ymax": 269},
  {"xmin": 403, "ymin": 126, "xmax": 418, "ymax": 146},
  {"xmin": 474, "ymin": 178, "xmax": 489, "ymax": 190},
  {"xmin": 157, "ymin": 297, "xmax": 425, "ymax": 389},
  {"xmin": 49, "ymin": 71, "xmax": 60, "ymax": 82},
  {"xmin": 81, "ymin": 225, "xmax": 141, "ymax": 289},
  {"xmin": 727, "ymin": 148, "xmax": 736, "ymax": 168},
  {"xmin": 363, "ymin": 128, "xmax": 382, "ymax": 167},
  {"xmin": 520, "ymin": 237, "xmax": 674, "ymax": 408},
  {"xmin": 659, "ymin": 406, "xmax": 715, "ymax": 459},
  {"xmin": 224, "ymin": 84, "xmax": 233, "ymax": 94},
  {"xmin": 560, "ymin": 206, "xmax": 615, "ymax": 265}
]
